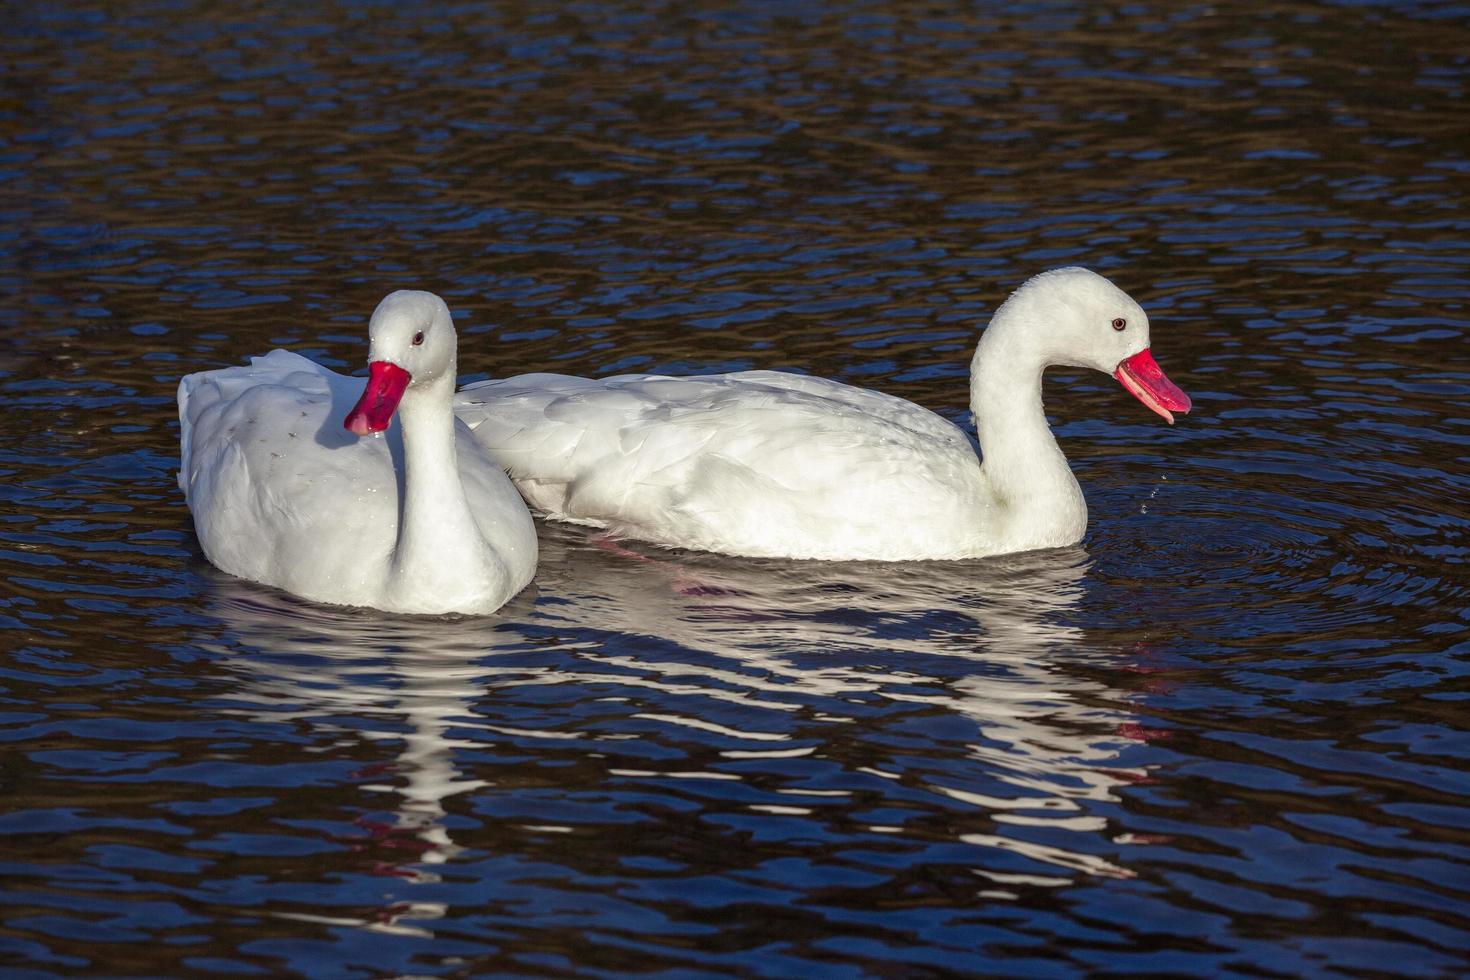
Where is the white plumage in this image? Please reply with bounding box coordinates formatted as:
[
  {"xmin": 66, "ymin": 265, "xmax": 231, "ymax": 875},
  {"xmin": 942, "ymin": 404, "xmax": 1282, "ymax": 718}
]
[
  {"xmin": 456, "ymin": 268, "xmax": 1191, "ymax": 561},
  {"xmin": 179, "ymin": 291, "xmax": 538, "ymax": 614}
]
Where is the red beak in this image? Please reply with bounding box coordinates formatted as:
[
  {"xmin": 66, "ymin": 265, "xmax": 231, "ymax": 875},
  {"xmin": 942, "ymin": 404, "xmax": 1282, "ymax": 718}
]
[
  {"xmin": 343, "ymin": 361, "xmax": 412, "ymax": 436},
  {"xmin": 1114, "ymin": 348, "xmax": 1191, "ymax": 425}
]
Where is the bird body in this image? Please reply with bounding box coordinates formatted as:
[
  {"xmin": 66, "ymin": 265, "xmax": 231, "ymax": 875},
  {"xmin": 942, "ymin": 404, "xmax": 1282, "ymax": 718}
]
[
  {"xmin": 179, "ymin": 291, "xmax": 538, "ymax": 613},
  {"xmin": 456, "ymin": 268, "xmax": 1191, "ymax": 561}
]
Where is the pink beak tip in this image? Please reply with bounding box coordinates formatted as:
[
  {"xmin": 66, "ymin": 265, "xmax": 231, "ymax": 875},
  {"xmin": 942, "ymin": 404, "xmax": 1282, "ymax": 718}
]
[
  {"xmin": 1115, "ymin": 348, "xmax": 1191, "ymax": 425},
  {"xmin": 342, "ymin": 360, "xmax": 412, "ymax": 435}
]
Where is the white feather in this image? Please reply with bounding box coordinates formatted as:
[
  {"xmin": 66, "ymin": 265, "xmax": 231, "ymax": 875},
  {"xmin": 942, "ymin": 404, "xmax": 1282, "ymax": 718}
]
[
  {"xmin": 179, "ymin": 293, "xmax": 538, "ymax": 613},
  {"xmin": 455, "ymin": 268, "xmax": 1187, "ymax": 560}
]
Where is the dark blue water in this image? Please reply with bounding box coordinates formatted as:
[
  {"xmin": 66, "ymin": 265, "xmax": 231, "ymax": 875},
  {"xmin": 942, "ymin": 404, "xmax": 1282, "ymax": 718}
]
[{"xmin": 4, "ymin": 1, "xmax": 1470, "ymax": 975}]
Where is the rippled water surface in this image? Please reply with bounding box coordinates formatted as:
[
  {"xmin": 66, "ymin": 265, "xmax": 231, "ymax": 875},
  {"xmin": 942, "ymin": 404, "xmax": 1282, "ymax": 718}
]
[{"xmin": 4, "ymin": 1, "xmax": 1470, "ymax": 975}]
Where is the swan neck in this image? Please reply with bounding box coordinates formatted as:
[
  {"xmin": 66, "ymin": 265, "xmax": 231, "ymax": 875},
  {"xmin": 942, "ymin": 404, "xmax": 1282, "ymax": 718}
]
[
  {"xmin": 969, "ymin": 312, "xmax": 1086, "ymax": 542},
  {"xmin": 392, "ymin": 369, "xmax": 489, "ymax": 585}
]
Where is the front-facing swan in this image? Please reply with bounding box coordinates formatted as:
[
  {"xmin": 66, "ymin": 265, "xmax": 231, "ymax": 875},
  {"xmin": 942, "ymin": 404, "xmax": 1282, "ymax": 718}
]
[
  {"xmin": 178, "ymin": 291, "xmax": 538, "ymax": 613},
  {"xmin": 455, "ymin": 267, "xmax": 1191, "ymax": 561}
]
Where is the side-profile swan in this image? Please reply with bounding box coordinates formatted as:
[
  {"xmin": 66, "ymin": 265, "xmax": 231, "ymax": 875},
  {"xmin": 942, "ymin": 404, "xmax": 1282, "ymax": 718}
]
[
  {"xmin": 178, "ymin": 290, "xmax": 538, "ymax": 613},
  {"xmin": 454, "ymin": 268, "xmax": 1191, "ymax": 562}
]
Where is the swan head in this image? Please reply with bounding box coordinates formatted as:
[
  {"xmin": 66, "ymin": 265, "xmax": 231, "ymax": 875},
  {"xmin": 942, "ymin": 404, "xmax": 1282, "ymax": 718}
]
[
  {"xmin": 991, "ymin": 267, "xmax": 1192, "ymax": 424},
  {"xmin": 344, "ymin": 290, "xmax": 457, "ymax": 436}
]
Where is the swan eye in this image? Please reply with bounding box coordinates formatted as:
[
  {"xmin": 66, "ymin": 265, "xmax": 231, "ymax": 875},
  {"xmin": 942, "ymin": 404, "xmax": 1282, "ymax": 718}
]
[
  {"xmin": 1111, "ymin": 317, "xmax": 1127, "ymax": 331},
  {"xmin": 412, "ymin": 331, "xmax": 425, "ymax": 346}
]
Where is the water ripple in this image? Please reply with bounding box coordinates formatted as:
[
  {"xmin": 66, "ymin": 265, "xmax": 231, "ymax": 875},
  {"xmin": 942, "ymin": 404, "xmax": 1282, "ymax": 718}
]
[{"xmin": 3, "ymin": 0, "xmax": 1470, "ymax": 974}]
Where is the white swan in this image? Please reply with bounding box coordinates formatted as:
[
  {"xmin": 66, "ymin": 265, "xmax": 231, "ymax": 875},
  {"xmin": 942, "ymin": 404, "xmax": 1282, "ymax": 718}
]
[
  {"xmin": 178, "ymin": 290, "xmax": 538, "ymax": 614},
  {"xmin": 454, "ymin": 267, "xmax": 1190, "ymax": 562}
]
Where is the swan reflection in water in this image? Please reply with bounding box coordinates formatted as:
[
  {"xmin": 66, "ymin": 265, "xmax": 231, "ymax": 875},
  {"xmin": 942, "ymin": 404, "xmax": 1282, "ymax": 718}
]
[{"xmin": 203, "ymin": 524, "xmax": 1158, "ymax": 931}]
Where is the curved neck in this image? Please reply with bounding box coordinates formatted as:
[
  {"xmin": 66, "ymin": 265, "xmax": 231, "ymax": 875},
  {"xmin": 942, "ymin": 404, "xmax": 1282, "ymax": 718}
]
[
  {"xmin": 969, "ymin": 322, "xmax": 1087, "ymax": 547},
  {"xmin": 390, "ymin": 370, "xmax": 492, "ymax": 595}
]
